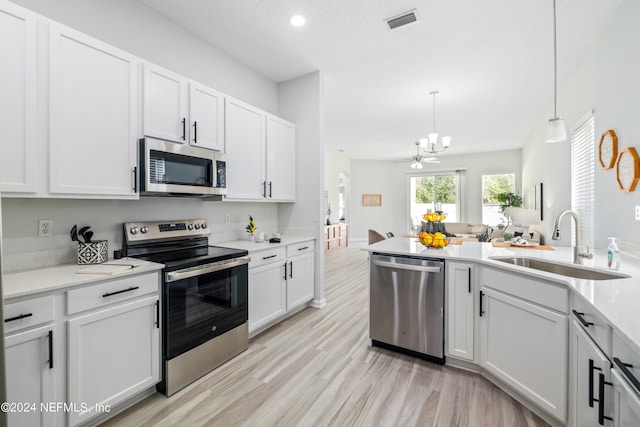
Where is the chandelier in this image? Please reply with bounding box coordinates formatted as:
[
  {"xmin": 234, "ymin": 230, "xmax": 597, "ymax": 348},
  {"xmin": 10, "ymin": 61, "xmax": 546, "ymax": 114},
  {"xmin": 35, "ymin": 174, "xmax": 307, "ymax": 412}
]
[{"xmin": 419, "ymin": 91, "xmax": 451, "ymax": 156}]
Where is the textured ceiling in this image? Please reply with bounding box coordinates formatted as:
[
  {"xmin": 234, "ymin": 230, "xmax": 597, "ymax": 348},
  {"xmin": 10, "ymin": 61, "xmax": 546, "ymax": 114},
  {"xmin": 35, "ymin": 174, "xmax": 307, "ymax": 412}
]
[{"xmin": 141, "ymin": 0, "xmax": 623, "ymax": 161}]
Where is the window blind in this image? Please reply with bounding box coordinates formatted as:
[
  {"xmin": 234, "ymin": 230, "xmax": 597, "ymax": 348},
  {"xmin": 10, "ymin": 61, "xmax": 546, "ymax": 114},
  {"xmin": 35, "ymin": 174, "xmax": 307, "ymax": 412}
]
[{"xmin": 571, "ymin": 112, "xmax": 595, "ymax": 249}]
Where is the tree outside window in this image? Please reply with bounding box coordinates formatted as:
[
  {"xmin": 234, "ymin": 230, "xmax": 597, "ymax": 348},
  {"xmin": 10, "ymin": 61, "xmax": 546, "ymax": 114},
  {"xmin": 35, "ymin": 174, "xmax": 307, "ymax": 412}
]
[
  {"xmin": 482, "ymin": 174, "xmax": 515, "ymax": 226},
  {"xmin": 410, "ymin": 174, "xmax": 458, "ymax": 233}
]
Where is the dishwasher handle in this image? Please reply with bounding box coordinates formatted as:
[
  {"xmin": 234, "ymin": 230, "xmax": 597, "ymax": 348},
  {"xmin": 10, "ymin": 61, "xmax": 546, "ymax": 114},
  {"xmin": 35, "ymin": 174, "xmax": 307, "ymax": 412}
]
[{"xmin": 372, "ymin": 259, "xmax": 441, "ymax": 273}]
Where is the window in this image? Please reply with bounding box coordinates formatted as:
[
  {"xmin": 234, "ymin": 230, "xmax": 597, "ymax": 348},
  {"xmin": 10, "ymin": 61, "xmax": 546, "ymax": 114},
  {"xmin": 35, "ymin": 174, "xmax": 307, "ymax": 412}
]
[
  {"xmin": 571, "ymin": 112, "xmax": 595, "ymax": 249},
  {"xmin": 409, "ymin": 173, "xmax": 459, "ymax": 233},
  {"xmin": 482, "ymin": 174, "xmax": 515, "ymax": 226}
]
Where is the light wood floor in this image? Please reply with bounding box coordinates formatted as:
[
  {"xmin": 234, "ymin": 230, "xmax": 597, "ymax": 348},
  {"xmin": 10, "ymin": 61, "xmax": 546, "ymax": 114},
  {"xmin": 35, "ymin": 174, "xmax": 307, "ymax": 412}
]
[{"xmin": 102, "ymin": 243, "xmax": 550, "ymax": 427}]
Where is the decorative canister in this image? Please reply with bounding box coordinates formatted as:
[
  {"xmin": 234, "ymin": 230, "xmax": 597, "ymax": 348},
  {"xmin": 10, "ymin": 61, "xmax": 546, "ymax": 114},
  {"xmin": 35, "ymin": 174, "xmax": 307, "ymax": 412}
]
[{"xmin": 77, "ymin": 240, "xmax": 108, "ymax": 264}]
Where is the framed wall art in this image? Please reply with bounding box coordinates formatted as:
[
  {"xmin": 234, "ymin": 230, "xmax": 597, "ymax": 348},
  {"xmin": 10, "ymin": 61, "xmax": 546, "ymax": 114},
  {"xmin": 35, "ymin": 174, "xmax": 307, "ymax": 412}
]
[
  {"xmin": 598, "ymin": 129, "xmax": 618, "ymax": 169},
  {"xmin": 616, "ymin": 147, "xmax": 640, "ymax": 192},
  {"xmin": 362, "ymin": 194, "xmax": 382, "ymax": 206}
]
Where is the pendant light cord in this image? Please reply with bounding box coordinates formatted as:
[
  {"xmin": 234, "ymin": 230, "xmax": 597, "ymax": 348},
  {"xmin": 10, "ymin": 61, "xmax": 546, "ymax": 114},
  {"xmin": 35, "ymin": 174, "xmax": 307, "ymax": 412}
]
[
  {"xmin": 430, "ymin": 90, "xmax": 438, "ymax": 134},
  {"xmin": 553, "ymin": 0, "xmax": 558, "ymax": 119}
]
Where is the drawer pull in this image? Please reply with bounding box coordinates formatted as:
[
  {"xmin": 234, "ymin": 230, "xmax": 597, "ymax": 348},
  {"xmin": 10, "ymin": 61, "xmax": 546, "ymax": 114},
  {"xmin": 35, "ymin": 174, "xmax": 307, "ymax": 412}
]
[
  {"xmin": 263, "ymin": 254, "xmax": 277, "ymax": 260},
  {"xmin": 102, "ymin": 286, "xmax": 139, "ymax": 298},
  {"xmin": 572, "ymin": 310, "xmax": 594, "ymax": 328},
  {"xmin": 4, "ymin": 313, "xmax": 33, "ymax": 323},
  {"xmin": 614, "ymin": 357, "xmax": 640, "ymax": 394},
  {"xmin": 298, "ymin": 246, "xmax": 309, "ymax": 251}
]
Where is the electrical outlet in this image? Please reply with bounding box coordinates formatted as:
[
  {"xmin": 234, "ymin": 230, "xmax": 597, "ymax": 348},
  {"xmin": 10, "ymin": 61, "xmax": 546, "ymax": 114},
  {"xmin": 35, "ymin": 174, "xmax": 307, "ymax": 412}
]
[
  {"xmin": 225, "ymin": 214, "xmax": 230, "ymax": 224},
  {"xmin": 636, "ymin": 206, "xmax": 640, "ymax": 220},
  {"xmin": 39, "ymin": 219, "xmax": 53, "ymax": 237}
]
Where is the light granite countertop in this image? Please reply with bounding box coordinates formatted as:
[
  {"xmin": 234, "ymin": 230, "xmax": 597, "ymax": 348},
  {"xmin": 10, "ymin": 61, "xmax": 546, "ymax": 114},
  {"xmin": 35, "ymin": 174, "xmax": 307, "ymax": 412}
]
[
  {"xmin": 363, "ymin": 237, "xmax": 640, "ymax": 357},
  {"xmin": 2, "ymin": 258, "xmax": 164, "ymax": 300}
]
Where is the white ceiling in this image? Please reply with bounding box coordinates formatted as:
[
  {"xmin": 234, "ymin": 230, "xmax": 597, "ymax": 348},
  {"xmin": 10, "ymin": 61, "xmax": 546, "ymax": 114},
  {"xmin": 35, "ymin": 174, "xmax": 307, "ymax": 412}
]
[{"xmin": 141, "ymin": 0, "xmax": 622, "ymax": 161}]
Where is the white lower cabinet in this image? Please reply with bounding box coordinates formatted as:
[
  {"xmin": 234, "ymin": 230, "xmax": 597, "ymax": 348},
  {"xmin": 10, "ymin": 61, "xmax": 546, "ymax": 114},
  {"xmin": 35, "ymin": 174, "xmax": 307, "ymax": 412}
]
[
  {"xmin": 5, "ymin": 324, "xmax": 57, "ymax": 427},
  {"xmin": 67, "ymin": 295, "xmax": 160, "ymax": 426},
  {"xmin": 611, "ymin": 330, "xmax": 640, "ymax": 427},
  {"xmin": 248, "ymin": 241, "xmax": 315, "ymax": 335},
  {"xmin": 569, "ymin": 319, "xmax": 613, "ymax": 426},
  {"xmin": 478, "ymin": 270, "xmax": 568, "ymax": 423},
  {"xmin": 249, "ymin": 260, "xmax": 286, "ymax": 333},
  {"xmin": 446, "ymin": 262, "xmax": 474, "ymax": 361}
]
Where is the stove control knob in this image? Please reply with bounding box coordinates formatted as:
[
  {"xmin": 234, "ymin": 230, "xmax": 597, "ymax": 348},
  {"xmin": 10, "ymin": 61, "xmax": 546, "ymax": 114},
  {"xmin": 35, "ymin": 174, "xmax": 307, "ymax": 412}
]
[
  {"xmin": 187, "ymin": 224, "xmax": 194, "ymax": 231},
  {"xmin": 201, "ymin": 223, "xmax": 208, "ymax": 229},
  {"xmin": 130, "ymin": 227, "xmax": 139, "ymax": 235},
  {"xmin": 194, "ymin": 223, "xmax": 201, "ymax": 230},
  {"xmin": 140, "ymin": 226, "xmax": 149, "ymax": 234}
]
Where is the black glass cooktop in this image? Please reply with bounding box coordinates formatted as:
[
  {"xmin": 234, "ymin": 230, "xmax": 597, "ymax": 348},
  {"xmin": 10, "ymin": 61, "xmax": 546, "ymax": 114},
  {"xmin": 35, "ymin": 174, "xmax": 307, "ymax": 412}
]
[{"xmin": 133, "ymin": 245, "xmax": 248, "ymax": 271}]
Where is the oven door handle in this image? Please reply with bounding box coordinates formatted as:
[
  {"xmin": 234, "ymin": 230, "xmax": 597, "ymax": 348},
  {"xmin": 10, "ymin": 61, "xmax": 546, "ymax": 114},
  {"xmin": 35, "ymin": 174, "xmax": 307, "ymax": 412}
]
[{"xmin": 165, "ymin": 256, "xmax": 250, "ymax": 282}]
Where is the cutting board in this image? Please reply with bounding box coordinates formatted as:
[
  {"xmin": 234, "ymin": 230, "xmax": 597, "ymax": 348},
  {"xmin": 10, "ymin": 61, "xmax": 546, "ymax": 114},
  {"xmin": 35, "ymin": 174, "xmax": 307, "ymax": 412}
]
[{"xmin": 77, "ymin": 264, "xmax": 134, "ymax": 275}]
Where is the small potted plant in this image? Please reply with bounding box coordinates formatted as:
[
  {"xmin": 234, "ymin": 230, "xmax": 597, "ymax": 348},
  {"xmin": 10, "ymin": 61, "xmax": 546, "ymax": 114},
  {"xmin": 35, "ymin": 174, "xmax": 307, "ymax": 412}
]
[{"xmin": 245, "ymin": 215, "xmax": 256, "ymax": 240}]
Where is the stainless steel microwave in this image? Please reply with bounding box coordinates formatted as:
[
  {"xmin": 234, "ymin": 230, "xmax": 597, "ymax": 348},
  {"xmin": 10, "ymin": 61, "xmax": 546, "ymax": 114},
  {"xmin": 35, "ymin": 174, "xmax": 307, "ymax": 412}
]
[{"xmin": 139, "ymin": 137, "xmax": 226, "ymax": 198}]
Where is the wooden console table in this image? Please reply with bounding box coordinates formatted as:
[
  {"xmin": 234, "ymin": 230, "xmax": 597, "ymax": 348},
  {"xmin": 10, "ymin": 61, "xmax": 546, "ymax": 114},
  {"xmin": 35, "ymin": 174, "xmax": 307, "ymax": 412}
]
[{"xmin": 325, "ymin": 223, "xmax": 348, "ymax": 251}]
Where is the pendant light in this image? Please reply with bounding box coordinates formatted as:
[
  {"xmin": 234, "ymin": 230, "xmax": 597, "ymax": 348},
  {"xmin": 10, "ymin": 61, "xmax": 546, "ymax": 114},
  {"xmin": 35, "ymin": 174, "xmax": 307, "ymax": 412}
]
[
  {"xmin": 419, "ymin": 91, "xmax": 451, "ymax": 154},
  {"xmin": 545, "ymin": 0, "xmax": 567, "ymax": 143}
]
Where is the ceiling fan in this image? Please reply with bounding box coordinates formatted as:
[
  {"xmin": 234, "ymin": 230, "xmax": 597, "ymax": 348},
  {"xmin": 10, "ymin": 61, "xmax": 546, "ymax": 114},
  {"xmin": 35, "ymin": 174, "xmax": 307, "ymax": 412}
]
[{"xmin": 399, "ymin": 141, "xmax": 440, "ymax": 169}]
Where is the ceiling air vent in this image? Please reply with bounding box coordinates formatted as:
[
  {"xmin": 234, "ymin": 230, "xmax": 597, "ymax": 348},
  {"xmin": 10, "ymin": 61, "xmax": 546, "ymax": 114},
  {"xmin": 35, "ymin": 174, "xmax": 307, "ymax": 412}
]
[{"xmin": 385, "ymin": 9, "xmax": 420, "ymax": 31}]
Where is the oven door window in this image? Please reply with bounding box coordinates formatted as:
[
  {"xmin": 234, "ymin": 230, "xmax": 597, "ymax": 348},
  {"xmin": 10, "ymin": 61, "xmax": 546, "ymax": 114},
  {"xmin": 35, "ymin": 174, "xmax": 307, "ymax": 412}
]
[
  {"xmin": 165, "ymin": 264, "xmax": 248, "ymax": 359},
  {"xmin": 149, "ymin": 150, "xmax": 213, "ymax": 188}
]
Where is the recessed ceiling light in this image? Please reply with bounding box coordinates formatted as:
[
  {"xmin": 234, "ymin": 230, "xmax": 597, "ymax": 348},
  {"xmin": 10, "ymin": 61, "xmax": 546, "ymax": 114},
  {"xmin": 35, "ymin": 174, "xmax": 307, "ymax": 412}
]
[{"xmin": 290, "ymin": 15, "xmax": 306, "ymax": 27}]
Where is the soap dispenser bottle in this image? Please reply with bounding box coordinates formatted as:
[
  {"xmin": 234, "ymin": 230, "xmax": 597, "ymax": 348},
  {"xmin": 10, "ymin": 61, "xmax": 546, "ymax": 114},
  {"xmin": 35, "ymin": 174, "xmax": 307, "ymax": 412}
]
[{"xmin": 607, "ymin": 237, "xmax": 620, "ymax": 270}]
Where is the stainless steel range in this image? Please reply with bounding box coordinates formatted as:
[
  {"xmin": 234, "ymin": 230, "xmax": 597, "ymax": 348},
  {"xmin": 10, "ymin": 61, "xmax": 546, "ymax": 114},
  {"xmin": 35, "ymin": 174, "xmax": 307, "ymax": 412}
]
[{"xmin": 122, "ymin": 219, "xmax": 249, "ymax": 396}]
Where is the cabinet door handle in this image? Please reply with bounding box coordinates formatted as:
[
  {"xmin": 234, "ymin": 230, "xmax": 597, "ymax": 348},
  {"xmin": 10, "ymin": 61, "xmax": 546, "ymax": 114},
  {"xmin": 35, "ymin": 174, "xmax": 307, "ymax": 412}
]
[
  {"xmin": 155, "ymin": 300, "xmax": 160, "ymax": 329},
  {"xmin": 589, "ymin": 359, "xmax": 602, "ymax": 408},
  {"xmin": 181, "ymin": 117, "xmax": 186, "ymax": 140},
  {"xmin": 269, "ymin": 181, "xmax": 273, "ymax": 198},
  {"xmin": 479, "ymin": 291, "xmax": 485, "ymax": 317},
  {"xmin": 263, "ymin": 181, "xmax": 267, "ymax": 198},
  {"xmin": 289, "ymin": 261, "xmax": 293, "ymax": 279},
  {"xmin": 131, "ymin": 166, "xmax": 137, "ymax": 192},
  {"xmin": 193, "ymin": 121, "xmax": 197, "ymax": 143},
  {"xmin": 4, "ymin": 313, "xmax": 33, "ymax": 323},
  {"xmin": 598, "ymin": 372, "xmax": 613, "ymax": 425},
  {"xmin": 468, "ymin": 267, "xmax": 472, "ymax": 293},
  {"xmin": 48, "ymin": 330, "xmax": 54, "ymax": 369},
  {"xmin": 614, "ymin": 357, "xmax": 640, "ymax": 394},
  {"xmin": 102, "ymin": 286, "xmax": 139, "ymax": 298},
  {"xmin": 284, "ymin": 262, "xmax": 288, "ymax": 280},
  {"xmin": 572, "ymin": 310, "xmax": 594, "ymax": 328}
]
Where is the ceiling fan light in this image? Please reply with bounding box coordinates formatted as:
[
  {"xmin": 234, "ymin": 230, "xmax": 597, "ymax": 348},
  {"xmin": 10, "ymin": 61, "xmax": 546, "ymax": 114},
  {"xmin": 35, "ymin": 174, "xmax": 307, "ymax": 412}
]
[
  {"xmin": 545, "ymin": 117, "xmax": 567, "ymax": 143},
  {"xmin": 428, "ymin": 133, "xmax": 438, "ymax": 144},
  {"xmin": 410, "ymin": 161, "xmax": 423, "ymax": 169},
  {"xmin": 442, "ymin": 136, "xmax": 451, "ymax": 148}
]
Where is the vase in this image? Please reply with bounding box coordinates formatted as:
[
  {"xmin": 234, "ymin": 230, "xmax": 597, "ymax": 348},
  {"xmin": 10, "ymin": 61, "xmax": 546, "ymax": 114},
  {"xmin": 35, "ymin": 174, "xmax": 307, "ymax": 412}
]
[{"xmin": 249, "ymin": 233, "xmax": 255, "ymax": 242}]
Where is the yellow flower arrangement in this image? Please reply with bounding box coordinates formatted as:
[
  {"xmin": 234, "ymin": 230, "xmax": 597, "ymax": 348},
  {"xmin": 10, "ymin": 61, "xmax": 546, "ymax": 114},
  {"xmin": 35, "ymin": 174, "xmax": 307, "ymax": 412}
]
[{"xmin": 245, "ymin": 215, "xmax": 256, "ymax": 234}]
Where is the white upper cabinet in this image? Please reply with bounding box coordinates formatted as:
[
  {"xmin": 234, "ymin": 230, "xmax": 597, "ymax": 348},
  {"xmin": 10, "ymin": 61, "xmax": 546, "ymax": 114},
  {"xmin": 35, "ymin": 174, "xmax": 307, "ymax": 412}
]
[
  {"xmin": 143, "ymin": 64, "xmax": 188, "ymax": 143},
  {"xmin": 189, "ymin": 81, "xmax": 224, "ymax": 151},
  {"xmin": 225, "ymin": 97, "xmax": 296, "ymax": 202},
  {"xmin": 224, "ymin": 97, "xmax": 266, "ymax": 200},
  {"xmin": 266, "ymin": 115, "xmax": 296, "ymax": 201},
  {"xmin": 0, "ymin": 1, "xmax": 37, "ymax": 193},
  {"xmin": 48, "ymin": 24, "xmax": 138, "ymax": 198},
  {"xmin": 143, "ymin": 63, "xmax": 224, "ymax": 151}
]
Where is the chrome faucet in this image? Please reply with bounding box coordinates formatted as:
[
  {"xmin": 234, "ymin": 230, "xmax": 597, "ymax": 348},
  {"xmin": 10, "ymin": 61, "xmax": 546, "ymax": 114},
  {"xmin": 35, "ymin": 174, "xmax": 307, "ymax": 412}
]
[{"xmin": 552, "ymin": 210, "xmax": 593, "ymax": 264}]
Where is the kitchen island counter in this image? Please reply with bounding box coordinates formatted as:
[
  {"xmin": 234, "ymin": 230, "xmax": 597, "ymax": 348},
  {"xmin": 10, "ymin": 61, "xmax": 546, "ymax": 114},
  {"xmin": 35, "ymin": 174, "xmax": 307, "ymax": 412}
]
[{"xmin": 364, "ymin": 238, "xmax": 640, "ymax": 358}]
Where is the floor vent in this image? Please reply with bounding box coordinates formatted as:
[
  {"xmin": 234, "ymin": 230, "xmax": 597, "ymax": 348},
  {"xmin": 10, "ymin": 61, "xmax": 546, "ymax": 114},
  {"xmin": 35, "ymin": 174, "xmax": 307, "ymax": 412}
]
[{"xmin": 385, "ymin": 9, "xmax": 420, "ymax": 30}]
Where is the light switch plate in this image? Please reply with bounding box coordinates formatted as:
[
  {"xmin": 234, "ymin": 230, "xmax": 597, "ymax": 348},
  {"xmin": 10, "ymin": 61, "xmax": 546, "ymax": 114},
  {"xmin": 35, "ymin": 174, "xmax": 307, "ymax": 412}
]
[{"xmin": 636, "ymin": 206, "xmax": 640, "ymax": 220}]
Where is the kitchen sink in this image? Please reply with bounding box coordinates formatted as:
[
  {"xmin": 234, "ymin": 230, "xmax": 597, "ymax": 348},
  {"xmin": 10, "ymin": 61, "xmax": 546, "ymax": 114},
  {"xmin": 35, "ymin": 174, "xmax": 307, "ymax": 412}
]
[{"xmin": 490, "ymin": 257, "xmax": 629, "ymax": 281}]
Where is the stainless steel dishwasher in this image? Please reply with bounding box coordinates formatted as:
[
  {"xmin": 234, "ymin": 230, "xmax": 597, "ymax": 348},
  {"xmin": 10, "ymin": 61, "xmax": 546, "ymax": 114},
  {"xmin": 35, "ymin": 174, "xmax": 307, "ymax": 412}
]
[{"xmin": 369, "ymin": 253, "xmax": 445, "ymax": 364}]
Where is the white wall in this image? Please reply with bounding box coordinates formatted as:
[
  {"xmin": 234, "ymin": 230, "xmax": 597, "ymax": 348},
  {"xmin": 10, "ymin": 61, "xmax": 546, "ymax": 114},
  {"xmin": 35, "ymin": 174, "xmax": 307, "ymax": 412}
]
[
  {"xmin": 347, "ymin": 149, "xmax": 522, "ymax": 241},
  {"xmin": 523, "ymin": 0, "xmax": 640, "ymax": 251},
  {"xmin": 276, "ymin": 71, "xmax": 325, "ymax": 306},
  {"xmin": 11, "ymin": 0, "xmax": 277, "ymax": 112}
]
